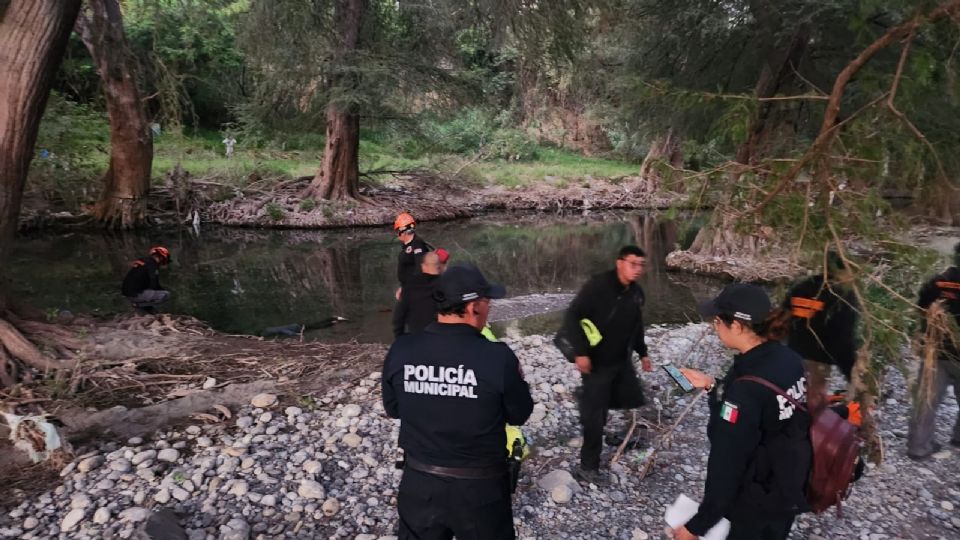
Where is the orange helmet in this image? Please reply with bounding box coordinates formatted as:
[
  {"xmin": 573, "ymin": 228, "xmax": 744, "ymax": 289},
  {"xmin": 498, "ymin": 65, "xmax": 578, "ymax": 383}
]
[
  {"xmin": 394, "ymin": 212, "xmax": 416, "ymax": 233},
  {"xmin": 149, "ymin": 246, "xmax": 171, "ymax": 264}
]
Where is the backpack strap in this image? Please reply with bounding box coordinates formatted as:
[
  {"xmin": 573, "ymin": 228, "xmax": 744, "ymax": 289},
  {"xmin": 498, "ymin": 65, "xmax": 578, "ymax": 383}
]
[{"xmin": 735, "ymin": 375, "xmax": 808, "ymax": 413}]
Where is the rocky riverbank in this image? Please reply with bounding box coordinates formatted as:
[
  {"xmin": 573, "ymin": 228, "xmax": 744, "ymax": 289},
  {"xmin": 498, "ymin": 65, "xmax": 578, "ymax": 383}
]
[{"xmin": 2, "ymin": 323, "xmax": 958, "ymax": 539}]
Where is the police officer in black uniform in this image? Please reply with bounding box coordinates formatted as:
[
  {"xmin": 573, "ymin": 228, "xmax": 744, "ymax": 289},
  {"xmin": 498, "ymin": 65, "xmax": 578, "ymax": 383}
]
[
  {"xmin": 908, "ymin": 241, "xmax": 960, "ymax": 459},
  {"xmin": 674, "ymin": 284, "xmax": 810, "ymax": 540},
  {"xmin": 783, "ymin": 250, "xmax": 859, "ymax": 407},
  {"xmin": 563, "ymin": 245, "xmax": 652, "ymax": 484},
  {"xmin": 382, "ymin": 263, "xmax": 533, "ymax": 540}
]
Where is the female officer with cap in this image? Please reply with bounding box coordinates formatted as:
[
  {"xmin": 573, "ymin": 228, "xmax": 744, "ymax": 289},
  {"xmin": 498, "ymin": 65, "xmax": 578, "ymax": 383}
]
[{"xmin": 672, "ymin": 283, "xmax": 810, "ymax": 540}]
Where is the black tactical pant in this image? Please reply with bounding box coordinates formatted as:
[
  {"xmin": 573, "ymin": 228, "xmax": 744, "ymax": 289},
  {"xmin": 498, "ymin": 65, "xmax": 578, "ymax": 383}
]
[
  {"xmin": 579, "ymin": 360, "xmax": 645, "ymax": 470},
  {"xmin": 398, "ymin": 468, "xmax": 515, "ymax": 540},
  {"xmin": 727, "ymin": 515, "xmax": 795, "ymax": 540}
]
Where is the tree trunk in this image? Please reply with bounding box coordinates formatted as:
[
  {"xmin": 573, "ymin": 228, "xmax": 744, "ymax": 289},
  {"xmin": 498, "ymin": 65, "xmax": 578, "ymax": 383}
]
[
  {"xmin": 76, "ymin": 0, "xmax": 153, "ymax": 229},
  {"xmin": 735, "ymin": 1, "xmax": 811, "ymax": 166},
  {"xmin": 312, "ymin": 107, "xmax": 362, "ymax": 200},
  {"xmin": 690, "ymin": 4, "xmax": 811, "ymax": 259},
  {"xmin": 0, "ymin": 0, "xmax": 82, "ymax": 268},
  {"xmin": 638, "ymin": 129, "xmax": 683, "ymax": 193},
  {"xmin": 306, "ymin": 0, "xmax": 366, "ymax": 202}
]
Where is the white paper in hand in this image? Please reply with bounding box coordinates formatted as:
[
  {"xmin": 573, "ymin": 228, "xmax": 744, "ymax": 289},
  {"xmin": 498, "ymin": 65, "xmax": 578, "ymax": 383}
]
[{"xmin": 664, "ymin": 494, "xmax": 730, "ymax": 540}]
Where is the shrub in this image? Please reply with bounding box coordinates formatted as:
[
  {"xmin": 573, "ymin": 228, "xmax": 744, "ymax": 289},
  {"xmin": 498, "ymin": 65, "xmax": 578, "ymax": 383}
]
[
  {"xmin": 265, "ymin": 202, "xmax": 284, "ymax": 221},
  {"xmin": 299, "ymin": 198, "xmax": 317, "ymax": 212}
]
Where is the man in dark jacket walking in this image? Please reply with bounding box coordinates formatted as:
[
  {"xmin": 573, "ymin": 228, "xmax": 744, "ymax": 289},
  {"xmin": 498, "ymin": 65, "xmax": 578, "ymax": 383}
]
[
  {"xmin": 564, "ymin": 245, "xmax": 652, "ymax": 484},
  {"xmin": 393, "ymin": 251, "xmax": 444, "ymax": 337},
  {"xmin": 121, "ymin": 246, "xmax": 171, "ymax": 313}
]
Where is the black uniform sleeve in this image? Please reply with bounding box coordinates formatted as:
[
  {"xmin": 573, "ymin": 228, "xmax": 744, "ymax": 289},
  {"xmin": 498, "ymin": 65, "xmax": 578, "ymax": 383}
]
[
  {"xmin": 381, "ymin": 346, "xmax": 401, "ymax": 419},
  {"xmin": 685, "ymin": 383, "xmax": 763, "ymax": 536},
  {"xmin": 918, "ymin": 275, "xmax": 943, "ymax": 310},
  {"xmin": 564, "ymin": 278, "xmax": 595, "ymax": 357},
  {"xmin": 633, "ymin": 304, "xmax": 648, "ymax": 357},
  {"xmin": 830, "ymin": 288, "xmax": 860, "ymax": 374},
  {"xmin": 146, "ymin": 258, "xmax": 162, "ymax": 290},
  {"xmin": 501, "ymin": 350, "xmax": 534, "ymax": 425},
  {"xmin": 397, "ymin": 249, "xmax": 412, "ymax": 284},
  {"xmin": 392, "ymin": 292, "xmax": 409, "ymax": 338}
]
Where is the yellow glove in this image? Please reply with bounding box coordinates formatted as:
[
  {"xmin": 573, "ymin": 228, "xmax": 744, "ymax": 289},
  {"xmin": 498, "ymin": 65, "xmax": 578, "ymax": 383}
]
[{"xmin": 506, "ymin": 425, "xmax": 530, "ymax": 460}]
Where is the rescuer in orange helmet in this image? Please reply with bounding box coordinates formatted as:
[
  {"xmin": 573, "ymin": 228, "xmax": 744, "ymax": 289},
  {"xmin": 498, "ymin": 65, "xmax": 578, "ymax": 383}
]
[
  {"xmin": 394, "ymin": 212, "xmax": 433, "ymax": 300},
  {"xmin": 121, "ymin": 246, "xmax": 172, "ymax": 314}
]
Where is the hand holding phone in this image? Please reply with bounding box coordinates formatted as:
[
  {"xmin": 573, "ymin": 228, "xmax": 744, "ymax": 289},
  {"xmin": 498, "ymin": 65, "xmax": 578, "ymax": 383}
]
[{"xmin": 663, "ymin": 364, "xmax": 695, "ymax": 392}]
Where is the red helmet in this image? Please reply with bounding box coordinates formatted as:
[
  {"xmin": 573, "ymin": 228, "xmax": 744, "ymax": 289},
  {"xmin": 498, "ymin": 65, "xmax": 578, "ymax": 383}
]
[
  {"xmin": 394, "ymin": 212, "xmax": 416, "ymax": 233},
  {"xmin": 149, "ymin": 246, "xmax": 171, "ymax": 264}
]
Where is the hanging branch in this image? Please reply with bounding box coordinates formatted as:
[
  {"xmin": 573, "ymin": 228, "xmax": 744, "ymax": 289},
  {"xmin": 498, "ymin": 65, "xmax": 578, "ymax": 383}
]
[
  {"xmin": 745, "ymin": 0, "xmax": 960, "ymax": 218},
  {"xmin": 885, "ymin": 29, "xmax": 953, "ymax": 189}
]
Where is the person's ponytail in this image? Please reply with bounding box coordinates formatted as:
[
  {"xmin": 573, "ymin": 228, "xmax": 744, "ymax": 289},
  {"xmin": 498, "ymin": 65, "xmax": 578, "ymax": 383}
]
[{"xmin": 754, "ymin": 308, "xmax": 791, "ymax": 342}]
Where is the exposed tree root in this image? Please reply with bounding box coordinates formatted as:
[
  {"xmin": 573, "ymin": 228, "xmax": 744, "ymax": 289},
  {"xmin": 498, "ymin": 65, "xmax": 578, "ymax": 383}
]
[{"xmin": 0, "ymin": 317, "xmax": 73, "ymax": 373}]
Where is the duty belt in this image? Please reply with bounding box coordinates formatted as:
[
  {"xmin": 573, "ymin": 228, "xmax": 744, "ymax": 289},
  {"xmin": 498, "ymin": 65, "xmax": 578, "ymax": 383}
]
[{"xmin": 405, "ymin": 455, "xmax": 507, "ymax": 480}]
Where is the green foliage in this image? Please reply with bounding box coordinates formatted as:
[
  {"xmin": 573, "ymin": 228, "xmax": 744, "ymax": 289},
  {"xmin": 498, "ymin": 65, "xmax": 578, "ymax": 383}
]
[
  {"xmin": 299, "ymin": 198, "xmax": 317, "ymax": 212},
  {"xmin": 860, "ymin": 244, "xmax": 942, "ymax": 370},
  {"xmin": 122, "ymin": 0, "xmax": 246, "ymax": 128},
  {"xmin": 29, "ymin": 93, "xmax": 109, "ymax": 209},
  {"xmin": 265, "ymin": 202, "xmax": 284, "ymax": 221},
  {"xmin": 296, "ymin": 395, "xmax": 318, "ymax": 410},
  {"xmin": 419, "ymin": 109, "xmax": 538, "ymax": 160}
]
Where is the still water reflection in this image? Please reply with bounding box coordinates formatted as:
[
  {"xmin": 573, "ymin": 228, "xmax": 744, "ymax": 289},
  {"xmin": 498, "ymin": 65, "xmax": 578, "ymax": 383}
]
[{"xmin": 10, "ymin": 213, "xmax": 717, "ymax": 343}]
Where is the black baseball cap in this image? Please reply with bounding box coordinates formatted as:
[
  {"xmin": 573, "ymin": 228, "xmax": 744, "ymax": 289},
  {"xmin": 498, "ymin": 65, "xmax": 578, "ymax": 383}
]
[
  {"xmin": 697, "ymin": 283, "xmax": 771, "ymax": 324},
  {"xmin": 433, "ymin": 263, "xmax": 506, "ymax": 310}
]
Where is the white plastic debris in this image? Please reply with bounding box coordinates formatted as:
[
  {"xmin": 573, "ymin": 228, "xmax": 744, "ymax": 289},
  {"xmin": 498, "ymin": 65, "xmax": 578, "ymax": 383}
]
[{"xmin": 1, "ymin": 412, "xmax": 63, "ymax": 463}]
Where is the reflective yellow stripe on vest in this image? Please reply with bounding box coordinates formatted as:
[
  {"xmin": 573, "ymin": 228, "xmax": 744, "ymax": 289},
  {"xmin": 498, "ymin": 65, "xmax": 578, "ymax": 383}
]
[
  {"xmin": 481, "ymin": 325, "xmax": 497, "ymax": 341},
  {"xmin": 580, "ymin": 318, "xmax": 602, "ymax": 347}
]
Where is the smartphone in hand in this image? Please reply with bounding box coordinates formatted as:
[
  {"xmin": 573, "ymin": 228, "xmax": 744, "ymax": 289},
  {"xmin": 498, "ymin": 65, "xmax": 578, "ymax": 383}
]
[{"xmin": 663, "ymin": 365, "xmax": 695, "ymax": 393}]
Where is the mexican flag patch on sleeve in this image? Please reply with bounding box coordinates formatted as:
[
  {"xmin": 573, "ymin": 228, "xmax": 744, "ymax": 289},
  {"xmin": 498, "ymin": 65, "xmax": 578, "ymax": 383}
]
[{"xmin": 720, "ymin": 401, "xmax": 739, "ymax": 424}]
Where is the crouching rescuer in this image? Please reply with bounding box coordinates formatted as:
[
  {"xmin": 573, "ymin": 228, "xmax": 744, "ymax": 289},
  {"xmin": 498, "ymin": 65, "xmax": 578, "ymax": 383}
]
[
  {"xmin": 382, "ymin": 263, "xmax": 534, "ymax": 540},
  {"xmin": 121, "ymin": 246, "xmax": 172, "ymax": 313}
]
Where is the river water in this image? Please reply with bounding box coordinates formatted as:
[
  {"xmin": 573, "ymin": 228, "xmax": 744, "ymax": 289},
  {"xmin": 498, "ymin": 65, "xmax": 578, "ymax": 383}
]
[{"xmin": 10, "ymin": 212, "xmax": 721, "ymax": 343}]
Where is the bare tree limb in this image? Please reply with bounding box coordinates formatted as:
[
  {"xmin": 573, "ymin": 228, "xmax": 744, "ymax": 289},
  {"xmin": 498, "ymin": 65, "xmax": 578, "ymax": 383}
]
[{"xmin": 743, "ymin": 0, "xmax": 960, "ymax": 218}]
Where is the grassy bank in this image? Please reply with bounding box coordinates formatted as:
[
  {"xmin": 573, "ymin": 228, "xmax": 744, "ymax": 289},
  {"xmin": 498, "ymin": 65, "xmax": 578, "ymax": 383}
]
[
  {"xmin": 113, "ymin": 132, "xmax": 638, "ymax": 186},
  {"xmin": 28, "ymin": 100, "xmax": 641, "ymax": 210}
]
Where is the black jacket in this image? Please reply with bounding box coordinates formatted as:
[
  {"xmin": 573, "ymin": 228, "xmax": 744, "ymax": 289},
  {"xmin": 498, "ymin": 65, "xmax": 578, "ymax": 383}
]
[
  {"xmin": 393, "ymin": 273, "xmax": 439, "ymax": 337},
  {"xmin": 783, "ymin": 276, "xmax": 859, "ymax": 377},
  {"xmin": 397, "ymin": 234, "xmax": 433, "ymax": 286},
  {"xmin": 686, "ymin": 341, "xmax": 810, "ymax": 536},
  {"xmin": 121, "ymin": 257, "xmax": 162, "ymax": 297},
  {"xmin": 563, "ymin": 270, "xmax": 648, "ymax": 367},
  {"xmin": 382, "ymin": 323, "xmax": 533, "ymax": 468},
  {"xmin": 918, "ymin": 266, "xmax": 960, "ymax": 358}
]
